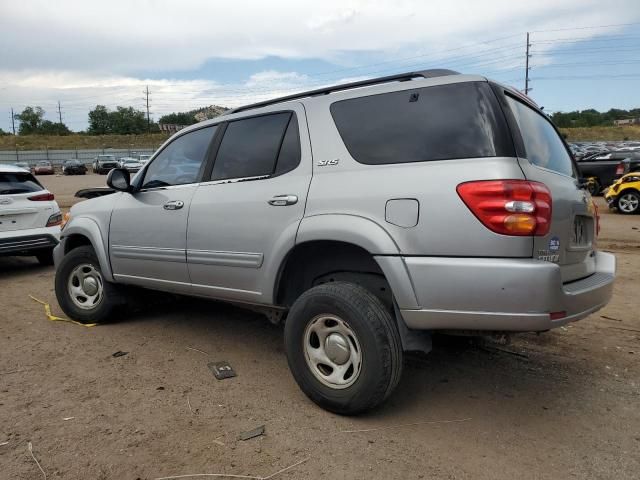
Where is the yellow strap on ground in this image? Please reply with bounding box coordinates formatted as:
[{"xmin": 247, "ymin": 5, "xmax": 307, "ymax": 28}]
[{"xmin": 28, "ymin": 295, "xmax": 98, "ymax": 327}]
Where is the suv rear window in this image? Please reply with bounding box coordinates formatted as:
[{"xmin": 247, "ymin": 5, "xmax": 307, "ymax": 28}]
[
  {"xmin": 330, "ymin": 81, "xmax": 512, "ymax": 165},
  {"xmin": 0, "ymin": 172, "xmax": 44, "ymax": 194},
  {"xmin": 506, "ymin": 96, "xmax": 574, "ymax": 177}
]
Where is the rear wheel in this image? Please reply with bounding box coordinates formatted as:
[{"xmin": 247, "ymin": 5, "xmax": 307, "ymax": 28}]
[
  {"xmin": 55, "ymin": 245, "xmax": 124, "ymax": 323},
  {"xmin": 35, "ymin": 248, "xmax": 54, "ymax": 266},
  {"xmin": 617, "ymin": 191, "xmax": 640, "ymax": 214},
  {"xmin": 284, "ymin": 282, "xmax": 403, "ymax": 415}
]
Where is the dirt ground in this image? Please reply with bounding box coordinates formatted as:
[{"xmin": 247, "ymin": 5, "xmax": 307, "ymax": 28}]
[{"xmin": 1, "ymin": 173, "xmax": 639, "ymax": 480}]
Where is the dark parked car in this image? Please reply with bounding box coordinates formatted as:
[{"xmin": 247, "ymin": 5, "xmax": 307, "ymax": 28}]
[
  {"xmin": 576, "ymin": 150, "xmax": 640, "ymax": 194},
  {"xmin": 62, "ymin": 160, "xmax": 87, "ymax": 175}
]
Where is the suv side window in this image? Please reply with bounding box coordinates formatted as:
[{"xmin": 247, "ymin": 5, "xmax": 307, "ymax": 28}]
[
  {"xmin": 211, "ymin": 112, "xmax": 297, "ymax": 181},
  {"xmin": 506, "ymin": 97, "xmax": 574, "ymax": 177},
  {"xmin": 330, "ymin": 82, "xmax": 512, "ymax": 165},
  {"xmin": 142, "ymin": 126, "xmax": 216, "ymax": 189}
]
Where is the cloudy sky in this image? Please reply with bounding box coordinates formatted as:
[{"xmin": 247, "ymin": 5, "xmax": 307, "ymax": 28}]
[{"xmin": 1, "ymin": 0, "xmax": 639, "ymax": 132}]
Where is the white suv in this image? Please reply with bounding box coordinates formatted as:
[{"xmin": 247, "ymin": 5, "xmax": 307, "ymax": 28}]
[{"xmin": 0, "ymin": 165, "xmax": 62, "ymax": 265}]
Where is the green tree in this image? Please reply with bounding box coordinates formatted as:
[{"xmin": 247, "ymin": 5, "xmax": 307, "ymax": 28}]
[
  {"xmin": 15, "ymin": 106, "xmax": 45, "ymax": 134},
  {"xmin": 158, "ymin": 112, "xmax": 198, "ymax": 125},
  {"xmin": 39, "ymin": 120, "xmax": 72, "ymax": 135},
  {"xmin": 88, "ymin": 105, "xmax": 111, "ymax": 134},
  {"xmin": 109, "ymin": 106, "xmax": 147, "ymax": 134}
]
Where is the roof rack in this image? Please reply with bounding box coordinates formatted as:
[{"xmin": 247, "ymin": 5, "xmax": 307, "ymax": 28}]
[{"xmin": 226, "ymin": 69, "xmax": 460, "ymax": 114}]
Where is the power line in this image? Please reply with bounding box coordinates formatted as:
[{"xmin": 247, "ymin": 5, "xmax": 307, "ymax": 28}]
[
  {"xmin": 144, "ymin": 85, "xmax": 151, "ymax": 133},
  {"xmin": 56, "ymin": 100, "xmax": 63, "ymax": 124},
  {"xmin": 530, "ymin": 22, "xmax": 640, "ymax": 33},
  {"xmin": 525, "ymin": 32, "xmax": 531, "ymax": 95}
]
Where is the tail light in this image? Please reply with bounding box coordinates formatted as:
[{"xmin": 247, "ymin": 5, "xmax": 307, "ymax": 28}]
[
  {"xmin": 457, "ymin": 180, "xmax": 552, "ymax": 236},
  {"xmin": 615, "ymin": 162, "xmax": 624, "ymax": 175},
  {"xmin": 46, "ymin": 212, "xmax": 63, "ymax": 227},
  {"xmin": 28, "ymin": 192, "xmax": 55, "ymax": 201}
]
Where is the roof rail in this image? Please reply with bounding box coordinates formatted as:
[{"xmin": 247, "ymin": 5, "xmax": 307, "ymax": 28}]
[{"xmin": 226, "ymin": 69, "xmax": 460, "ymax": 115}]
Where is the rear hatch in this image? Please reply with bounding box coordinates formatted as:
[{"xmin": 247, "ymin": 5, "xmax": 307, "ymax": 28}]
[
  {"xmin": 503, "ymin": 92, "xmax": 596, "ymax": 283},
  {"xmin": 0, "ymin": 171, "xmax": 52, "ymax": 232}
]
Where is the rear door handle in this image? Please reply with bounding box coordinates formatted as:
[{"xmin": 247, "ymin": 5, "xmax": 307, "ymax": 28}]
[
  {"xmin": 163, "ymin": 200, "xmax": 184, "ymax": 210},
  {"xmin": 268, "ymin": 195, "xmax": 298, "ymax": 206}
]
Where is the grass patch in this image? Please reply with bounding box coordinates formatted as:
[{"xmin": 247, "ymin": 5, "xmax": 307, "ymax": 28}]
[
  {"xmin": 1, "ymin": 126, "xmax": 639, "ymax": 151},
  {"xmin": 0, "ymin": 133, "xmax": 169, "ymax": 150},
  {"xmin": 560, "ymin": 125, "xmax": 640, "ymax": 142}
]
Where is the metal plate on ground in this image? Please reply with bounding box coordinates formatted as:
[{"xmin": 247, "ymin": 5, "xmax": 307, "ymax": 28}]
[{"xmin": 208, "ymin": 361, "xmax": 236, "ymax": 380}]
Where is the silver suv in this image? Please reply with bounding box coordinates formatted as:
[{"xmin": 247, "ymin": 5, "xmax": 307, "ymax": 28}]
[{"xmin": 53, "ymin": 70, "xmax": 615, "ymax": 414}]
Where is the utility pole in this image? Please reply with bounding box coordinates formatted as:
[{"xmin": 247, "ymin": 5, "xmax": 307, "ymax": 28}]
[
  {"xmin": 10, "ymin": 107, "xmax": 16, "ymax": 135},
  {"xmin": 144, "ymin": 85, "xmax": 151, "ymax": 133},
  {"xmin": 56, "ymin": 100, "xmax": 63, "ymax": 124},
  {"xmin": 525, "ymin": 32, "xmax": 531, "ymax": 95}
]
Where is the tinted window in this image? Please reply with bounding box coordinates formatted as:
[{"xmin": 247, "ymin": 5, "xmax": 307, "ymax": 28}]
[
  {"xmin": 0, "ymin": 172, "xmax": 43, "ymax": 194},
  {"xmin": 330, "ymin": 82, "xmax": 512, "ymax": 165},
  {"xmin": 142, "ymin": 126, "xmax": 216, "ymax": 189},
  {"xmin": 212, "ymin": 112, "xmax": 291, "ymax": 180},
  {"xmin": 274, "ymin": 115, "xmax": 301, "ymax": 176},
  {"xmin": 506, "ymin": 97, "xmax": 574, "ymax": 177}
]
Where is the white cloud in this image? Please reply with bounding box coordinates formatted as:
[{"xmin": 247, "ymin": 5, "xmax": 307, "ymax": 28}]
[{"xmin": 0, "ymin": 0, "xmax": 638, "ymax": 130}]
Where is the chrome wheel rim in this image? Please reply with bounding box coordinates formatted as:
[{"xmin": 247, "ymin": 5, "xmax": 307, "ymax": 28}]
[
  {"xmin": 303, "ymin": 314, "xmax": 362, "ymax": 389},
  {"xmin": 67, "ymin": 263, "xmax": 104, "ymax": 310},
  {"xmin": 619, "ymin": 194, "xmax": 639, "ymax": 213}
]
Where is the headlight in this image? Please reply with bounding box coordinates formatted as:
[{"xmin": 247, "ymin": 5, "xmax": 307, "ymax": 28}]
[{"xmin": 60, "ymin": 211, "xmax": 72, "ymax": 230}]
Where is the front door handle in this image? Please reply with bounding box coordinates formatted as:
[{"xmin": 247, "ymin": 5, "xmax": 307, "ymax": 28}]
[
  {"xmin": 163, "ymin": 200, "xmax": 184, "ymax": 210},
  {"xmin": 268, "ymin": 195, "xmax": 298, "ymax": 206}
]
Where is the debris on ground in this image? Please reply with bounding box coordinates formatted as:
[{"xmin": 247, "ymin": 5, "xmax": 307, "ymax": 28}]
[
  {"xmin": 340, "ymin": 417, "xmax": 471, "ymax": 434},
  {"xmin": 238, "ymin": 425, "xmax": 265, "ymax": 441},
  {"xmin": 29, "ymin": 295, "xmax": 98, "ymax": 327},
  {"xmin": 153, "ymin": 456, "xmax": 309, "ymax": 480},
  {"xmin": 208, "ymin": 361, "xmax": 236, "ymax": 380},
  {"xmin": 112, "ymin": 351, "xmax": 128, "ymax": 358},
  {"xmin": 27, "ymin": 441, "xmax": 47, "ymax": 479}
]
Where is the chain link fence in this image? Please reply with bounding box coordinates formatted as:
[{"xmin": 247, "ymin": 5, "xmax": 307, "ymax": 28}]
[{"xmin": 0, "ymin": 147, "xmax": 160, "ymax": 167}]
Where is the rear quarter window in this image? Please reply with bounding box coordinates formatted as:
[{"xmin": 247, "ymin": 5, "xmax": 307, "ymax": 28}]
[
  {"xmin": 506, "ymin": 96, "xmax": 574, "ymax": 177},
  {"xmin": 330, "ymin": 81, "xmax": 513, "ymax": 165}
]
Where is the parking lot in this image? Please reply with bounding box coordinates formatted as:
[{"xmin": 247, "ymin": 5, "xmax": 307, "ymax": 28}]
[{"xmin": 1, "ymin": 173, "xmax": 639, "ymax": 479}]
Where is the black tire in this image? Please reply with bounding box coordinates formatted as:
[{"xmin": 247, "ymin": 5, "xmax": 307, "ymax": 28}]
[
  {"xmin": 35, "ymin": 248, "xmax": 54, "ymax": 266},
  {"xmin": 55, "ymin": 245, "xmax": 125, "ymax": 324},
  {"xmin": 616, "ymin": 191, "xmax": 640, "ymax": 215},
  {"xmin": 284, "ymin": 282, "xmax": 403, "ymax": 415}
]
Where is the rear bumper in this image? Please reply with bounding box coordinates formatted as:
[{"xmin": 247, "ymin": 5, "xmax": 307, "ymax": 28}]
[
  {"xmin": 399, "ymin": 251, "xmax": 615, "ymax": 332},
  {"xmin": 0, "ymin": 226, "xmax": 60, "ymax": 255}
]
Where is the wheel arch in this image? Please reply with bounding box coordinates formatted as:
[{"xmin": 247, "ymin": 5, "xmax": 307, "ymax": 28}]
[
  {"xmin": 60, "ymin": 217, "xmax": 114, "ymax": 282},
  {"xmin": 273, "ymin": 215, "xmax": 419, "ymax": 310}
]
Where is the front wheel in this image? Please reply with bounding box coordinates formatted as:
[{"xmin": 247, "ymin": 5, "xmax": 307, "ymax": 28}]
[
  {"xmin": 284, "ymin": 282, "xmax": 403, "ymax": 415},
  {"xmin": 55, "ymin": 245, "xmax": 124, "ymax": 323},
  {"xmin": 616, "ymin": 191, "xmax": 640, "ymax": 214}
]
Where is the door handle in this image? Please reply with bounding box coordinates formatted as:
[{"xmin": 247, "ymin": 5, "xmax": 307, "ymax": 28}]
[
  {"xmin": 163, "ymin": 200, "xmax": 184, "ymax": 210},
  {"xmin": 268, "ymin": 195, "xmax": 298, "ymax": 206}
]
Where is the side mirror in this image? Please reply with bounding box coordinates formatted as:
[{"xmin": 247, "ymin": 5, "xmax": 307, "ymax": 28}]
[{"xmin": 107, "ymin": 168, "xmax": 132, "ymax": 192}]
